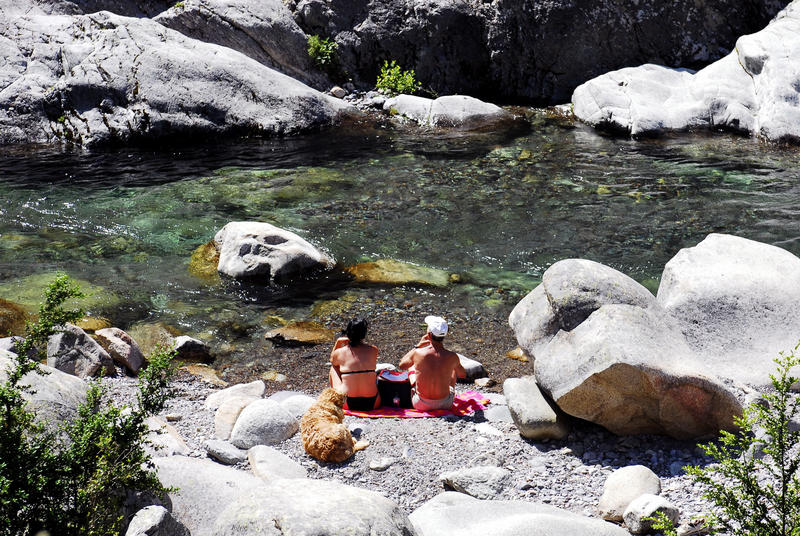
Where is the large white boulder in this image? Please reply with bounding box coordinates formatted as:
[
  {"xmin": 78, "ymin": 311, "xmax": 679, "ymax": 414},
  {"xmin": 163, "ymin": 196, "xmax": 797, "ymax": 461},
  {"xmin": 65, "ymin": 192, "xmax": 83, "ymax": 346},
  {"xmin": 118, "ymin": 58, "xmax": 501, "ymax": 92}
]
[
  {"xmin": 205, "ymin": 379, "xmax": 265, "ymax": 411},
  {"xmin": 229, "ymin": 398, "xmax": 299, "ymax": 448},
  {"xmin": 247, "ymin": 445, "xmax": 307, "ymax": 481},
  {"xmin": 572, "ymin": 1, "xmax": 800, "ymax": 143},
  {"xmin": 509, "ymin": 256, "xmax": 741, "ymax": 439},
  {"xmin": 125, "ymin": 505, "xmax": 190, "ymax": 536},
  {"xmin": 214, "ymin": 221, "xmax": 334, "ymax": 282},
  {"xmin": 212, "ymin": 478, "xmax": 416, "ymax": 536},
  {"xmin": 410, "ymin": 492, "xmax": 629, "ymax": 536},
  {"xmin": 657, "ymin": 233, "xmax": 800, "ymax": 388}
]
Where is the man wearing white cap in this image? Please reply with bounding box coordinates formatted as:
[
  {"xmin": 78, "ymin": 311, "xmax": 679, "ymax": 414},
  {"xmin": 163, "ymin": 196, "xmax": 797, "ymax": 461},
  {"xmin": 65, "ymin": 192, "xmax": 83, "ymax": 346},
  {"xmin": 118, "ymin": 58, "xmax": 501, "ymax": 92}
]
[{"xmin": 398, "ymin": 315, "xmax": 466, "ymax": 411}]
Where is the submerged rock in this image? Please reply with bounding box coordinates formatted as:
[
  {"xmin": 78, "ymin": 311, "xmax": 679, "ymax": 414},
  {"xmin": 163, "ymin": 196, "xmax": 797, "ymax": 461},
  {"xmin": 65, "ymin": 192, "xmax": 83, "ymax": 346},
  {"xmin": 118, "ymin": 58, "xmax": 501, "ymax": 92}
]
[
  {"xmin": 214, "ymin": 221, "xmax": 334, "ymax": 282},
  {"xmin": 127, "ymin": 322, "xmax": 180, "ymax": 358},
  {"xmin": 346, "ymin": 258, "xmax": 450, "ymax": 288},
  {"xmin": 0, "ymin": 273, "xmax": 122, "ymax": 313},
  {"xmin": 0, "ymin": 298, "xmax": 28, "ymax": 337},
  {"xmin": 265, "ymin": 321, "xmax": 334, "ymax": 346},
  {"xmin": 572, "ymin": 1, "xmax": 800, "ymax": 143},
  {"xmin": 188, "ymin": 240, "xmax": 221, "ymax": 282}
]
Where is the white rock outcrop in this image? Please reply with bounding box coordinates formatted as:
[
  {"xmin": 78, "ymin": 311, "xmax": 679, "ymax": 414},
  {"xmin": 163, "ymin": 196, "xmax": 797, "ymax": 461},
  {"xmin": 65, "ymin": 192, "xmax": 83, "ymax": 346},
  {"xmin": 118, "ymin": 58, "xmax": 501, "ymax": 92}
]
[
  {"xmin": 214, "ymin": 221, "xmax": 334, "ymax": 282},
  {"xmin": 572, "ymin": 1, "xmax": 800, "ymax": 143},
  {"xmin": 383, "ymin": 94, "xmax": 514, "ymax": 130}
]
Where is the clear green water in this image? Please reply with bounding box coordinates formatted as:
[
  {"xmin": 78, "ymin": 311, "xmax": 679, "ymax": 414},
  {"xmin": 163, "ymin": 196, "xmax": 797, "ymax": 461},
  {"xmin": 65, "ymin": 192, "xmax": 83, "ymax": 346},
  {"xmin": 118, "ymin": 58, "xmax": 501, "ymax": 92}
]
[{"xmin": 1, "ymin": 112, "xmax": 798, "ymax": 360}]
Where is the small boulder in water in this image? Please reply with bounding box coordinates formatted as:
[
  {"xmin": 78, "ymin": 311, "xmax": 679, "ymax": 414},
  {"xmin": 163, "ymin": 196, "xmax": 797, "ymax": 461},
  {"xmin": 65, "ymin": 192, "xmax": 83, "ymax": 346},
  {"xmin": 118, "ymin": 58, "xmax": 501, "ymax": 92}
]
[
  {"xmin": 214, "ymin": 221, "xmax": 334, "ymax": 282},
  {"xmin": 265, "ymin": 321, "xmax": 335, "ymax": 346}
]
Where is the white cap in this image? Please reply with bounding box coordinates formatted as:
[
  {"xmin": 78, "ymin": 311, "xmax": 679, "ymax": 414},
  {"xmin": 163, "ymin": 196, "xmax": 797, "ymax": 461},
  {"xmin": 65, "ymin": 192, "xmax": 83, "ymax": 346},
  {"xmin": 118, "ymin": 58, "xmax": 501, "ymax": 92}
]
[{"xmin": 424, "ymin": 315, "xmax": 448, "ymax": 337}]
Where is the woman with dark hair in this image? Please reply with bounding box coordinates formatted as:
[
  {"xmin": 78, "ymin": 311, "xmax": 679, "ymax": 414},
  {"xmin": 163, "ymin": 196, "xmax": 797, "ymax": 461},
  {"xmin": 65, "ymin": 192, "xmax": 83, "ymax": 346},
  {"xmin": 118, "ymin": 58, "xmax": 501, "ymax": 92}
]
[{"xmin": 329, "ymin": 318, "xmax": 381, "ymax": 410}]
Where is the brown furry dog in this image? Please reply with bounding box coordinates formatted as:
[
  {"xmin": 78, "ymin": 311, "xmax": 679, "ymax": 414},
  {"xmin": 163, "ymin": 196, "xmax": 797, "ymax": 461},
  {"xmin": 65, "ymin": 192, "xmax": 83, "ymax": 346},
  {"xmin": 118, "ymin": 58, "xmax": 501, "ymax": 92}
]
[{"xmin": 300, "ymin": 388, "xmax": 368, "ymax": 463}]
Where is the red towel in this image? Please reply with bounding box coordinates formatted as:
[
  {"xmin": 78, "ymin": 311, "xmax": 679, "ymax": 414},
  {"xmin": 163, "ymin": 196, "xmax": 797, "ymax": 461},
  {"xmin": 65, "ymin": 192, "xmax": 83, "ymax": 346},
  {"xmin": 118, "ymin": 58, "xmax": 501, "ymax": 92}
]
[{"xmin": 343, "ymin": 390, "xmax": 490, "ymax": 418}]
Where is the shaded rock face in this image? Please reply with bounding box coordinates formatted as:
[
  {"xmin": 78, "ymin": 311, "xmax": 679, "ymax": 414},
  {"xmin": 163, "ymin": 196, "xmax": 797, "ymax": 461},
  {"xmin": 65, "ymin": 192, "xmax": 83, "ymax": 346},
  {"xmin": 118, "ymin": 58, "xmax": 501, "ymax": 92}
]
[
  {"xmin": 47, "ymin": 323, "xmax": 116, "ymax": 378},
  {"xmin": 0, "ymin": 298, "xmax": 28, "ymax": 337},
  {"xmin": 1, "ymin": 9, "xmax": 353, "ymax": 147},
  {"xmin": 155, "ymin": 0, "xmax": 328, "ymax": 90},
  {"xmin": 572, "ymin": 1, "xmax": 800, "ymax": 143},
  {"xmin": 289, "ymin": 0, "xmax": 788, "ymax": 104},
  {"xmin": 509, "ymin": 255, "xmax": 742, "ymax": 439}
]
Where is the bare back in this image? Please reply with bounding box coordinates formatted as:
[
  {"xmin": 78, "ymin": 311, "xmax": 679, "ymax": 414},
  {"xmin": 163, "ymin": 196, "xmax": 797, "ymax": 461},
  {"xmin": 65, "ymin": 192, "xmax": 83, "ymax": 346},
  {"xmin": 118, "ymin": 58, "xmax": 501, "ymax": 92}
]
[
  {"xmin": 400, "ymin": 342, "xmax": 465, "ymax": 400},
  {"xmin": 330, "ymin": 343, "xmax": 379, "ymax": 398}
]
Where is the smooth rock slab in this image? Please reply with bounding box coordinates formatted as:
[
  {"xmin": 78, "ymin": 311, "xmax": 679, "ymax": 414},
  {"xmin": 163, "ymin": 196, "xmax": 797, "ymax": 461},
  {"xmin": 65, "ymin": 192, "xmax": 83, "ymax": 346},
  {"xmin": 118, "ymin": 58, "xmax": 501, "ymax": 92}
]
[
  {"xmin": 204, "ymin": 439, "xmax": 247, "ymax": 465},
  {"xmin": 146, "ymin": 416, "xmax": 190, "ymax": 457},
  {"xmin": 657, "ymin": 233, "xmax": 800, "ymax": 388},
  {"xmin": 503, "ymin": 376, "xmax": 568, "ymax": 440},
  {"xmin": 125, "ymin": 505, "xmax": 190, "ymax": 536},
  {"xmin": 95, "ymin": 327, "xmax": 145, "ymax": 374},
  {"xmin": 265, "ymin": 321, "xmax": 335, "ymax": 346},
  {"xmin": 214, "ymin": 221, "xmax": 333, "ymax": 282},
  {"xmin": 623, "ymin": 494, "xmax": 680, "ymax": 534},
  {"xmin": 598, "ymin": 465, "xmax": 661, "ymax": 522},
  {"xmin": 205, "ymin": 380, "xmax": 266, "ymax": 411},
  {"xmin": 410, "ymin": 491, "xmax": 630, "ymax": 536},
  {"xmin": 154, "ymin": 456, "xmax": 266, "ymax": 536},
  {"xmin": 229, "ymin": 398, "xmax": 298, "ymax": 449},
  {"xmin": 0, "ymin": 353, "xmax": 89, "ymax": 430},
  {"xmin": 211, "ymin": 478, "xmax": 415, "ymax": 536},
  {"xmin": 47, "ymin": 323, "xmax": 115, "ymax": 378},
  {"xmin": 440, "ymin": 466, "xmax": 511, "ymax": 499},
  {"xmin": 247, "ymin": 445, "xmax": 307, "ymax": 480}
]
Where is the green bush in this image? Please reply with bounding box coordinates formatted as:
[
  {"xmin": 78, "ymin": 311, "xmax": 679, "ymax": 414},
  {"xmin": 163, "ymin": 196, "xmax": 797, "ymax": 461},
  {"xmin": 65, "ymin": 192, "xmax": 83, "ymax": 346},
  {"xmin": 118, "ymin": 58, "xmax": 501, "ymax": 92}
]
[
  {"xmin": 375, "ymin": 60, "xmax": 421, "ymax": 96},
  {"xmin": 307, "ymin": 35, "xmax": 339, "ymax": 74},
  {"xmin": 0, "ymin": 274, "xmax": 177, "ymax": 536},
  {"xmin": 654, "ymin": 341, "xmax": 800, "ymax": 536}
]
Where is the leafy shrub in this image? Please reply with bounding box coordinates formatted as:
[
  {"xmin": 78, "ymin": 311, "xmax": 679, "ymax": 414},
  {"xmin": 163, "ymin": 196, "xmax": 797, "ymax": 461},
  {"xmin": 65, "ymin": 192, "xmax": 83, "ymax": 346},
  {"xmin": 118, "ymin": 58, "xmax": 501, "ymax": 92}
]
[
  {"xmin": 307, "ymin": 35, "xmax": 339, "ymax": 74},
  {"xmin": 654, "ymin": 341, "xmax": 800, "ymax": 536},
  {"xmin": 375, "ymin": 60, "xmax": 421, "ymax": 96},
  {"xmin": 0, "ymin": 274, "xmax": 177, "ymax": 536}
]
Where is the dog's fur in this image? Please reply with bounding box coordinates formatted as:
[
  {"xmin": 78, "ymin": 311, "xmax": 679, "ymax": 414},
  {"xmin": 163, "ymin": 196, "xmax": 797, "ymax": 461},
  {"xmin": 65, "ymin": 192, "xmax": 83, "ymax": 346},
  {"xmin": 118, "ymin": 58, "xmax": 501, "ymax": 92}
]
[{"xmin": 301, "ymin": 388, "xmax": 367, "ymax": 463}]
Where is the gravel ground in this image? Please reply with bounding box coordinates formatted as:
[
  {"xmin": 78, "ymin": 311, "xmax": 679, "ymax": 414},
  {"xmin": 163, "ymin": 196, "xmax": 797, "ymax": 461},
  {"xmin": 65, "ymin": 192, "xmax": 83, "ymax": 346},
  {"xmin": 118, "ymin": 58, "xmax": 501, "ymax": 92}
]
[{"xmin": 102, "ymin": 369, "xmax": 721, "ymax": 529}]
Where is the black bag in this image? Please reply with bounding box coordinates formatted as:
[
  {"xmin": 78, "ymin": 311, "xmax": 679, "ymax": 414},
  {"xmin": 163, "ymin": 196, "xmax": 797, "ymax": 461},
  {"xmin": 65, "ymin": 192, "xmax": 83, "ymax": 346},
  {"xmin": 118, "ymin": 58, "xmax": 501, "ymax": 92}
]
[{"xmin": 377, "ymin": 370, "xmax": 413, "ymax": 408}]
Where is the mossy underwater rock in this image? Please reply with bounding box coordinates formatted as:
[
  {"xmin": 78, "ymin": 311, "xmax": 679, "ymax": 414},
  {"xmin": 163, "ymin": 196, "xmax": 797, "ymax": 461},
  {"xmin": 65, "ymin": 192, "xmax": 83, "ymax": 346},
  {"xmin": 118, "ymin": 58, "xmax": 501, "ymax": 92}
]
[
  {"xmin": 265, "ymin": 321, "xmax": 334, "ymax": 346},
  {"xmin": 345, "ymin": 258, "xmax": 451, "ymax": 288},
  {"xmin": 188, "ymin": 240, "xmax": 221, "ymax": 282},
  {"xmin": 0, "ymin": 298, "xmax": 29, "ymax": 337},
  {"xmin": 127, "ymin": 322, "xmax": 181, "ymax": 359},
  {"xmin": 0, "ymin": 272, "xmax": 122, "ymax": 312},
  {"xmin": 75, "ymin": 316, "xmax": 112, "ymax": 333}
]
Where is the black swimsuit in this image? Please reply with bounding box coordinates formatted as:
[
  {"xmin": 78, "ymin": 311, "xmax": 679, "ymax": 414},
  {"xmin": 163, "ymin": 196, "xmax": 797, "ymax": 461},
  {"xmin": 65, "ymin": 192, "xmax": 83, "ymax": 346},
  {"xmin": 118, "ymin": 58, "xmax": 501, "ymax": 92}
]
[{"xmin": 340, "ymin": 369, "xmax": 377, "ymax": 410}]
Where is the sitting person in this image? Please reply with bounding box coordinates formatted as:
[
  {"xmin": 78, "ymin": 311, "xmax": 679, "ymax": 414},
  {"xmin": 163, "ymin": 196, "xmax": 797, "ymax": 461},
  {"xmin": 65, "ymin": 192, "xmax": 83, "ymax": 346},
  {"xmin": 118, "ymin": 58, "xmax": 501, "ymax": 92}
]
[
  {"xmin": 398, "ymin": 315, "xmax": 466, "ymax": 411},
  {"xmin": 329, "ymin": 318, "xmax": 381, "ymax": 411}
]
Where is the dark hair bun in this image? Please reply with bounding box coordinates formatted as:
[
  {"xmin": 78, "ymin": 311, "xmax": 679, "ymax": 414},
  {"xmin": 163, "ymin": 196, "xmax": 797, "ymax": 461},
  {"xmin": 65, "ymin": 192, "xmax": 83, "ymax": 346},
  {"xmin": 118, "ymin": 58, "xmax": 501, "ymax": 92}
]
[{"xmin": 344, "ymin": 318, "xmax": 368, "ymax": 346}]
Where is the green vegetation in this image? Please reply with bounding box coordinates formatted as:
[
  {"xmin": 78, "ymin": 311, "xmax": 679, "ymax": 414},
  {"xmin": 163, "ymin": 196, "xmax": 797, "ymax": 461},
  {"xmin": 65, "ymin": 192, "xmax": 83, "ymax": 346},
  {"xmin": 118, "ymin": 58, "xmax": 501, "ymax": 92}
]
[
  {"xmin": 173, "ymin": 1, "xmax": 185, "ymax": 8},
  {"xmin": 307, "ymin": 35, "xmax": 339, "ymax": 74},
  {"xmin": 0, "ymin": 274, "xmax": 177, "ymax": 536},
  {"xmin": 56, "ymin": 115, "xmax": 65, "ymax": 124},
  {"xmin": 375, "ymin": 60, "xmax": 421, "ymax": 96},
  {"xmin": 654, "ymin": 342, "xmax": 800, "ymax": 536}
]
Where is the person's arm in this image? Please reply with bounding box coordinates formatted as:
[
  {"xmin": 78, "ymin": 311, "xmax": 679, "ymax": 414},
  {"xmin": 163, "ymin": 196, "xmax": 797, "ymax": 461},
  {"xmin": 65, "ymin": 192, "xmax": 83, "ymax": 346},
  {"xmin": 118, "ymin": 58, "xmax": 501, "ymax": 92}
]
[
  {"xmin": 398, "ymin": 348, "xmax": 416, "ymax": 370},
  {"xmin": 415, "ymin": 332, "xmax": 432, "ymax": 348},
  {"xmin": 453, "ymin": 353, "xmax": 467, "ymax": 379}
]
